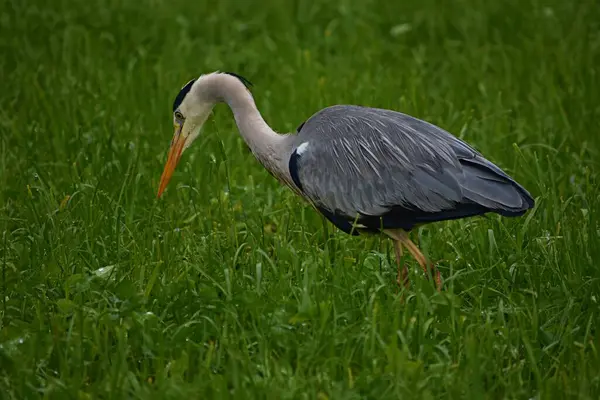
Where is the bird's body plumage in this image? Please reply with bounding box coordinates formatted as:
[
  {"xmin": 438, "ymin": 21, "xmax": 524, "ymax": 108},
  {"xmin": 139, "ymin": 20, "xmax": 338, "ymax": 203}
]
[
  {"xmin": 287, "ymin": 105, "xmax": 534, "ymax": 234},
  {"xmin": 159, "ymin": 72, "xmax": 535, "ymax": 291}
]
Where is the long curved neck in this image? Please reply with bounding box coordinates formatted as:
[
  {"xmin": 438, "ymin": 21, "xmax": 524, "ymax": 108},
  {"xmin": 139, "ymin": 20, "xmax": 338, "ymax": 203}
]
[{"xmin": 202, "ymin": 74, "xmax": 291, "ymax": 182}]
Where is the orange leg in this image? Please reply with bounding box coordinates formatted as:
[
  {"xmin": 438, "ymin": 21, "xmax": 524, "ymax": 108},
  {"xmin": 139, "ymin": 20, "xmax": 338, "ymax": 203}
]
[
  {"xmin": 393, "ymin": 240, "xmax": 410, "ymax": 290},
  {"xmin": 385, "ymin": 229, "xmax": 442, "ymax": 291}
]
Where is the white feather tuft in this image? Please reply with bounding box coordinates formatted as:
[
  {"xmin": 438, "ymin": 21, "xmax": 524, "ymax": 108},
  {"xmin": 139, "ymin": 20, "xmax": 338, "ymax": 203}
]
[{"xmin": 296, "ymin": 142, "xmax": 310, "ymax": 155}]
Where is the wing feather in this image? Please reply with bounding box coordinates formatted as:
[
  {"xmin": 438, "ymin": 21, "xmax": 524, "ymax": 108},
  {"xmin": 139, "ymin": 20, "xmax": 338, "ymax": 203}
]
[{"xmin": 290, "ymin": 105, "xmax": 534, "ymax": 231}]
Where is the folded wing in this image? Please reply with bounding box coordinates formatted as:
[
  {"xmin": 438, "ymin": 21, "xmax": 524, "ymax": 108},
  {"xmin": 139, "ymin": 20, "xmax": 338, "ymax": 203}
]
[{"xmin": 289, "ymin": 105, "xmax": 534, "ymax": 233}]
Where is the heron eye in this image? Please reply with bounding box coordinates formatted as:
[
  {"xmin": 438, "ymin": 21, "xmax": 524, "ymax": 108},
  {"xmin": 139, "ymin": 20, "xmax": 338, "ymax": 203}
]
[{"xmin": 174, "ymin": 111, "xmax": 184, "ymax": 121}]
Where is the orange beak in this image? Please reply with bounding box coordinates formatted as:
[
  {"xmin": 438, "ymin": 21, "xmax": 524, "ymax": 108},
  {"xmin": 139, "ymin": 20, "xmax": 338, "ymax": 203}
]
[{"xmin": 157, "ymin": 124, "xmax": 186, "ymax": 198}]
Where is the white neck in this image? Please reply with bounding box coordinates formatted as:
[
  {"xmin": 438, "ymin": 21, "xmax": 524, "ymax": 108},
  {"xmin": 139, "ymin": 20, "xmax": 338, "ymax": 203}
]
[{"xmin": 195, "ymin": 73, "xmax": 293, "ymax": 184}]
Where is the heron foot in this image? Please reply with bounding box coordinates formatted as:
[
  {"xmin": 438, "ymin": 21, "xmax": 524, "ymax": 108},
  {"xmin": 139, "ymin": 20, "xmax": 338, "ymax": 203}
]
[
  {"xmin": 392, "ymin": 240, "xmax": 410, "ymax": 304},
  {"xmin": 396, "ymin": 265, "xmax": 410, "ymax": 288},
  {"xmin": 393, "ymin": 240, "xmax": 410, "ymax": 288}
]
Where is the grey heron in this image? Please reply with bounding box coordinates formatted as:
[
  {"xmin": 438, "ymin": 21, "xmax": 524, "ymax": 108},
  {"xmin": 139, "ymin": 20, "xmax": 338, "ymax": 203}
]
[{"xmin": 157, "ymin": 72, "xmax": 535, "ymax": 291}]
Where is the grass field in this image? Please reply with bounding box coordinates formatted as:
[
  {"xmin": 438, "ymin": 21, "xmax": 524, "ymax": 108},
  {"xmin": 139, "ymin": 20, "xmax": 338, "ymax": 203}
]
[{"xmin": 1, "ymin": 0, "xmax": 600, "ymax": 398}]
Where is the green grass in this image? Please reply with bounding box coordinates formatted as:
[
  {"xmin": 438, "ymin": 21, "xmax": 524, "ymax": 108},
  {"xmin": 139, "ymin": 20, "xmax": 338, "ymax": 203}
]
[{"xmin": 1, "ymin": 0, "xmax": 599, "ymax": 398}]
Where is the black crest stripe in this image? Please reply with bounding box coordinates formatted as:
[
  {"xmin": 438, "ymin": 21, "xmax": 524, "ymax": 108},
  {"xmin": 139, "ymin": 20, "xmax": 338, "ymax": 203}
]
[
  {"xmin": 172, "ymin": 79, "xmax": 196, "ymax": 112},
  {"xmin": 223, "ymin": 72, "xmax": 253, "ymax": 88}
]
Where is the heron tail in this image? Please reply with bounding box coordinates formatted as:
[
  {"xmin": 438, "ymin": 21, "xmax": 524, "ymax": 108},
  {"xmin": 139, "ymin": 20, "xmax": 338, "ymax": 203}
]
[{"xmin": 459, "ymin": 157, "xmax": 535, "ymax": 216}]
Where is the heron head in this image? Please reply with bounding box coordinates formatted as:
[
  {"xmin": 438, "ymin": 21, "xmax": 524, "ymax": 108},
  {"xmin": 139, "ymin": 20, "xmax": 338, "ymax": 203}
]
[
  {"xmin": 157, "ymin": 77, "xmax": 213, "ymax": 198},
  {"xmin": 157, "ymin": 72, "xmax": 253, "ymax": 198}
]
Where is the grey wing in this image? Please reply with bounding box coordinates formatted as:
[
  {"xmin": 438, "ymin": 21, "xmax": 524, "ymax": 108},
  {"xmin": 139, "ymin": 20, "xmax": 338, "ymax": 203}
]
[{"xmin": 289, "ymin": 105, "xmax": 534, "ymax": 233}]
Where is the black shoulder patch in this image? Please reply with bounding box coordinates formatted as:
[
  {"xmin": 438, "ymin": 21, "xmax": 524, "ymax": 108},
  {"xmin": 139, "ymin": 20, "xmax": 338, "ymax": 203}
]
[
  {"xmin": 173, "ymin": 79, "xmax": 196, "ymax": 112},
  {"xmin": 288, "ymin": 149, "xmax": 303, "ymax": 191},
  {"xmin": 296, "ymin": 121, "xmax": 306, "ymax": 132},
  {"xmin": 289, "ymin": 146, "xmax": 359, "ymax": 236},
  {"xmin": 223, "ymin": 72, "xmax": 253, "ymax": 89}
]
